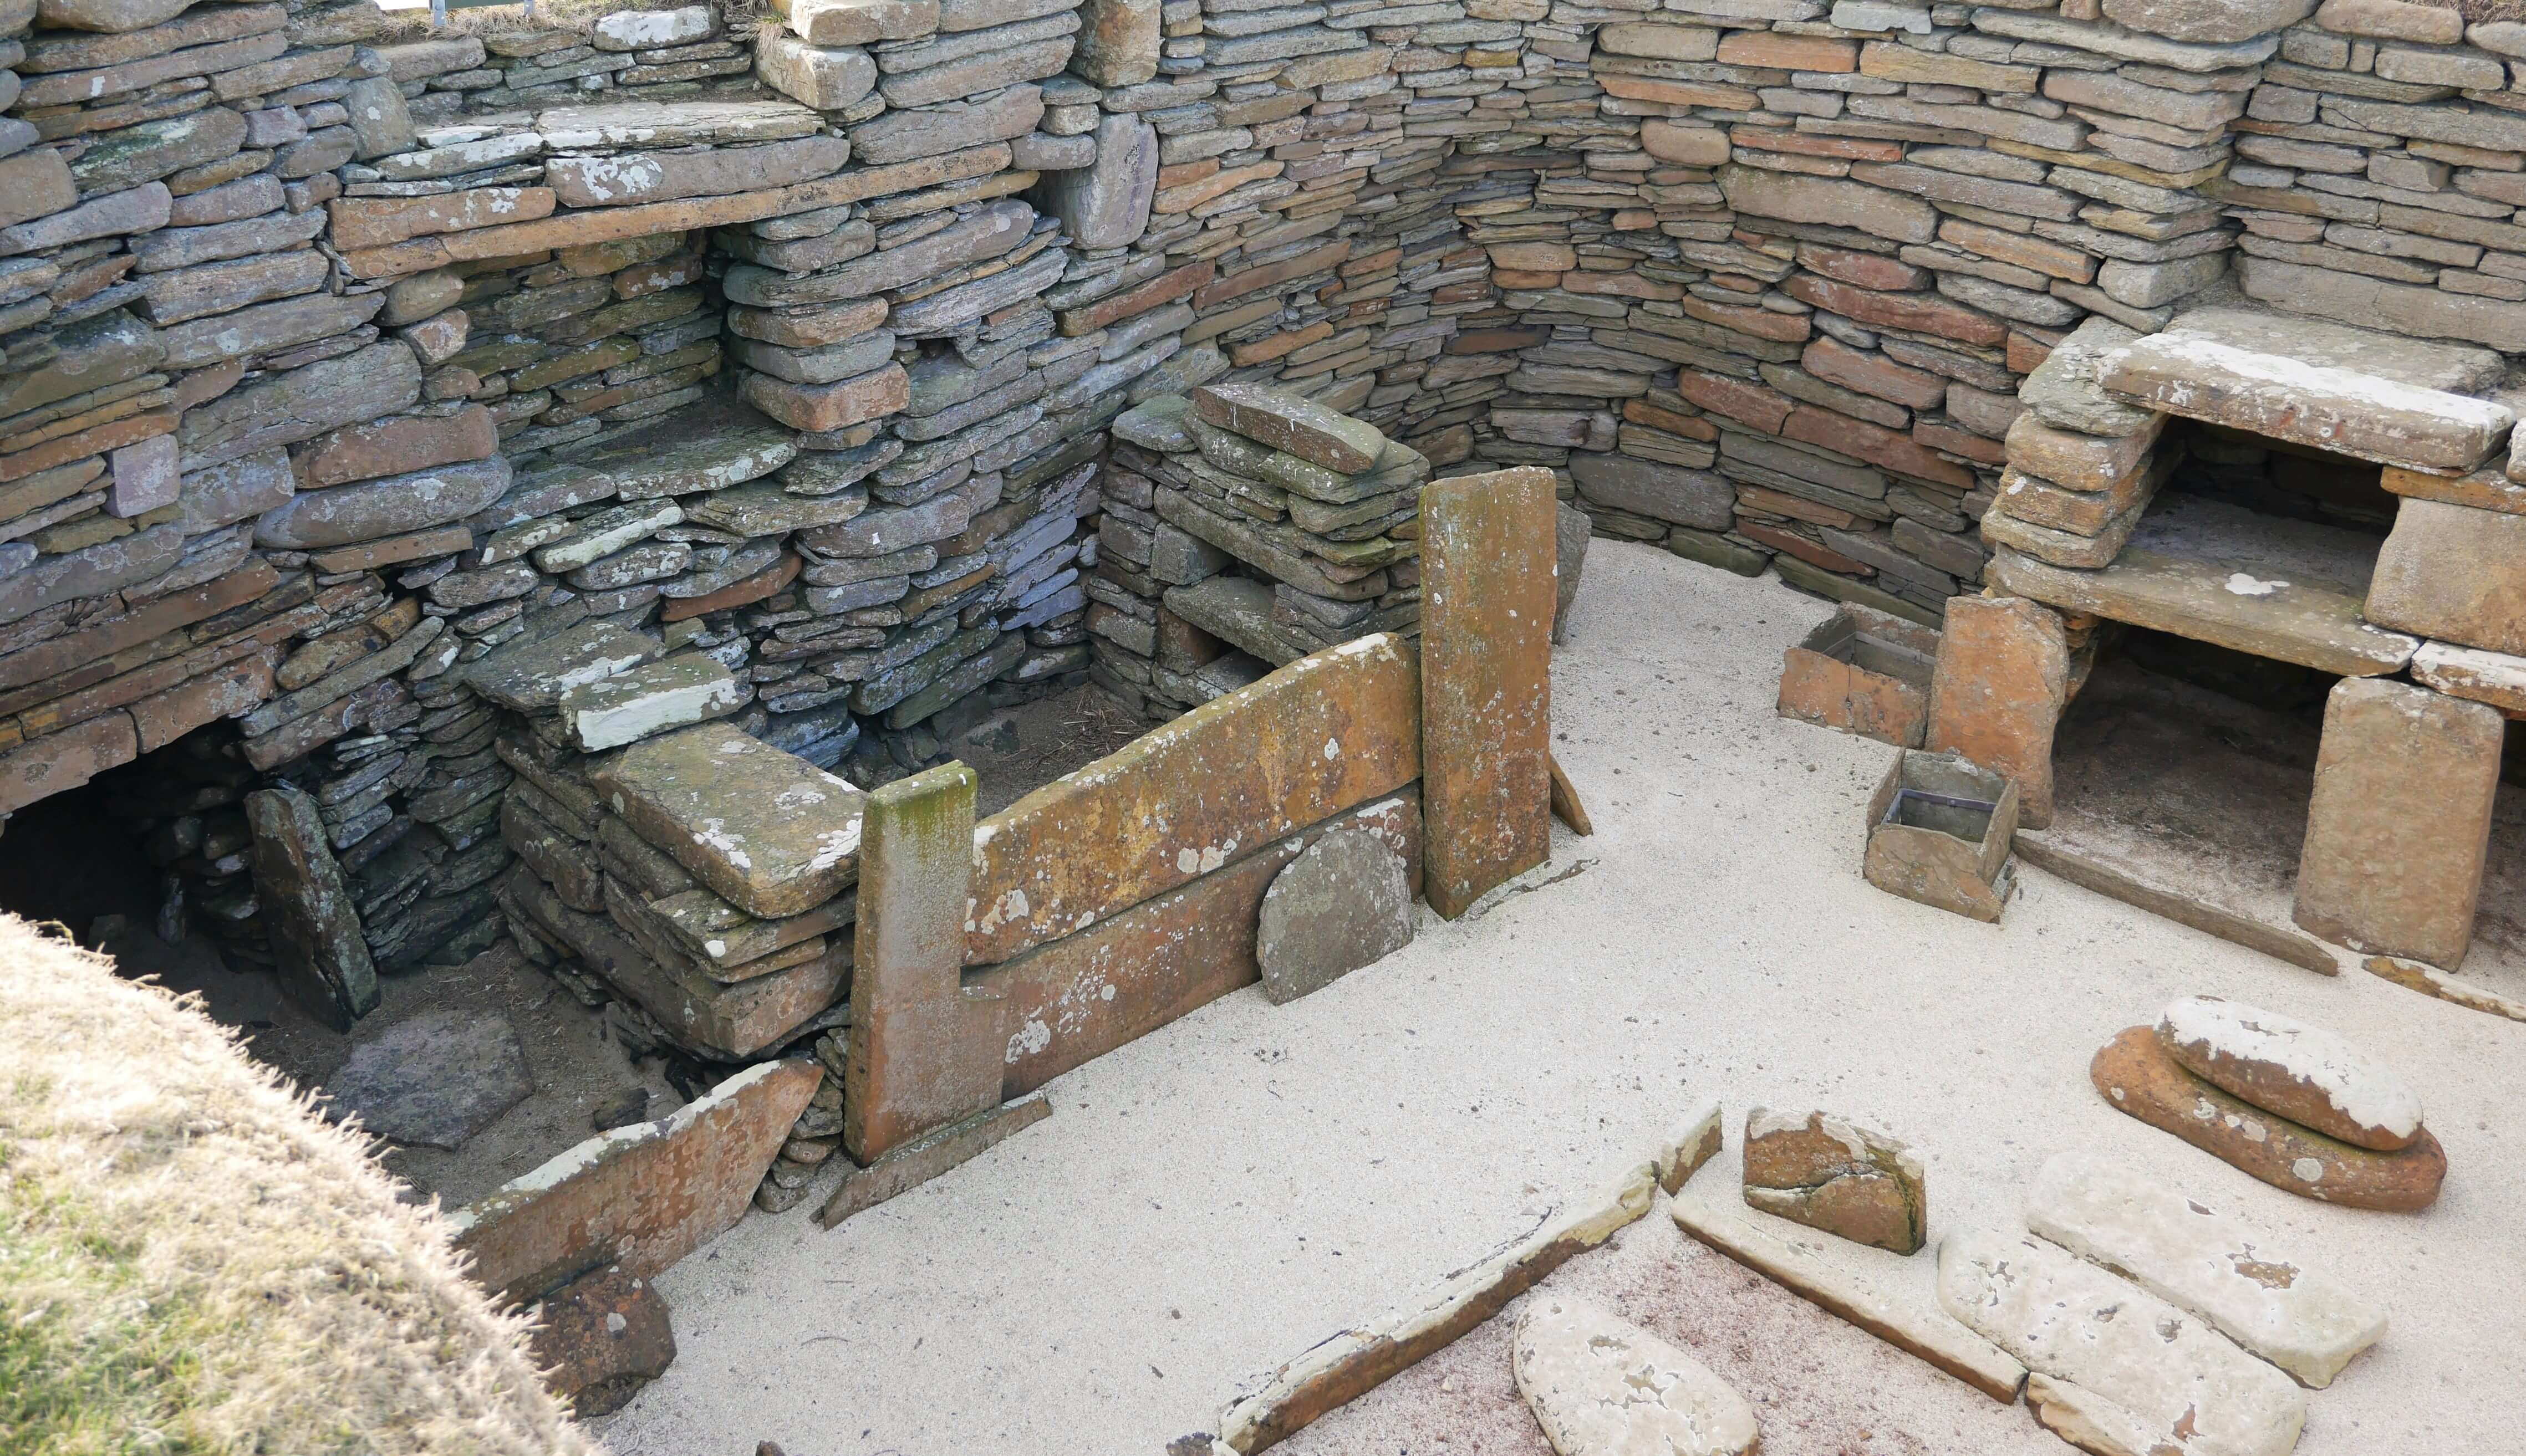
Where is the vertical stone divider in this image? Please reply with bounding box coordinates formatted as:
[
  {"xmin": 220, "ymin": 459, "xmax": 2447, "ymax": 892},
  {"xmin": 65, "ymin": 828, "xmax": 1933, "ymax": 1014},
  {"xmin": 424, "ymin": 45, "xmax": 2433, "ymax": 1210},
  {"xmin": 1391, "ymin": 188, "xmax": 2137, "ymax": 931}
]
[
  {"xmin": 1925, "ymin": 595, "xmax": 2070, "ymax": 829},
  {"xmin": 1418, "ymin": 466, "xmax": 1557, "ymax": 918},
  {"xmin": 843, "ymin": 762, "xmax": 1010, "ymax": 1163}
]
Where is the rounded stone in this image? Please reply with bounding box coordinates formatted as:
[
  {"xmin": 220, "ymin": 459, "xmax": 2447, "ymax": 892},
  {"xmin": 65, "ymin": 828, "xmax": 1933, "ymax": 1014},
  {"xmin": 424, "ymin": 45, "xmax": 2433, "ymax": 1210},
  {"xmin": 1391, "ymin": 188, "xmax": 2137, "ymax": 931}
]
[
  {"xmin": 2155, "ymin": 995, "xmax": 2423, "ymax": 1151},
  {"xmin": 1255, "ymin": 829, "xmax": 1413, "ymax": 1005}
]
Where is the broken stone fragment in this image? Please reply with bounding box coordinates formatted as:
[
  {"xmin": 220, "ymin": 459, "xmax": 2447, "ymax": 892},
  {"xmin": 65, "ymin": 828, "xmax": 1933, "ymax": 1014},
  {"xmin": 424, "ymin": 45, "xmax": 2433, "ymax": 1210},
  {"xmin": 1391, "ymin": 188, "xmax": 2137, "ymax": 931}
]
[
  {"xmin": 1742, "ymin": 1106, "xmax": 1928, "ymax": 1254},
  {"xmin": 1939, "ymin": 1227, "xmax": 2305, "ymax": 1456},
  {"xmin": 2089, "ymin": 1025, "xmax": 2447, "ymax": 1212},
  {"xmin": 2025, "ymin": 1153, "xmax": 2388, "ymax": 1389},
  {"xmin": 526, "ymin": 1263, "xmax": 677, "ymax": 1418},
  {"xmin": 2155, "ymin": 995, "xmax": 2422, "ymax": 1152},
  {"xmin": 1513, "ymin": 1294, "xmax": 1760, "ymax": 1456},
  {"xmin": 1254, "ymin": 827, "xmax": 1413, "ymax": 1005}
]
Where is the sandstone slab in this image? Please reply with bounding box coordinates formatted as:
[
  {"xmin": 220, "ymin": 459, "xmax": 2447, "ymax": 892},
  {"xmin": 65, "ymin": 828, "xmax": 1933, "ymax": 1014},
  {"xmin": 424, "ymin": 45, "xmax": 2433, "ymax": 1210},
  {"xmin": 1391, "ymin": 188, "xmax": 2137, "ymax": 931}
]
[
  {"xmin": 2294, "ymin": 675, "xmax": 2503, "ymax": 969},
  {"xmin": 2156, "ymin": 995, "xmax": 2421, "ymax": 1152},
  {"xmin": 524, "ymin": 1263, "xmax": 676, "ymax": 1418},
  {"xmin": 2026, "ymin": 1152, "xmax": 2388, "ymax": 1389},
  {"xmin": 2365, "ymin": 498, "xmax": 2526, "ymax": 658},
  {"xmin": 558, "ymin": 653, "xmax": 745, "ymax": 752},
  {"xmin": 1940, "ymin": 1225, "xmax": 2304, "ymax": 1456},
  {"xmin": 2091, "ymin": 1025, "xmax": 2448, "ymax": 1212},
  {"xmin": 1192, "ymin": 380, "xmax": 1386, "ymax": 474},
  {"xmin": 468, "ymin": 620, "xmax": 662, "ymax": 712},
  {"xmin": 1514, "ymin": 1294, "xmax": 1760, "ymax": 1456},
  {"xmin": 1926, "ymin": 593, "xmax": 2067, "ymax": 829},
  {"xmin": 449, "ymin": 1060, "xmax": 820, "ymax": 1306},
  {"xmin": 246, "ymin": 785, "xmax": 380, "ymax": 1031}
]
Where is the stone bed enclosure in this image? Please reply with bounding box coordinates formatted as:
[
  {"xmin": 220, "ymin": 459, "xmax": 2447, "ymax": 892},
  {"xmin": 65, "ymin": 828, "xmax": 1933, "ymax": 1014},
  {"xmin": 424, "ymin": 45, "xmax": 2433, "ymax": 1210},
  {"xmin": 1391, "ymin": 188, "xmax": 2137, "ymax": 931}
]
[{"xmin": 9, "ymin": 0, "xmax": 2526, "ymax": 1407}]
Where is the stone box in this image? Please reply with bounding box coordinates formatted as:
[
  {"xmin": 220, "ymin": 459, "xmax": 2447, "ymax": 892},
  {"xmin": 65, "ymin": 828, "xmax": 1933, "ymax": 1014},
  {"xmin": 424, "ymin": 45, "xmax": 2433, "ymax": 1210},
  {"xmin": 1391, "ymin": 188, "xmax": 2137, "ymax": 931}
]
[
  {"xmin": 1863, "ymin": 749, "xmax": 2019, "ymax": 923},
  {"xmin": 1777, "ymin": 604, "xmax": 1939, "ymax": 748}
]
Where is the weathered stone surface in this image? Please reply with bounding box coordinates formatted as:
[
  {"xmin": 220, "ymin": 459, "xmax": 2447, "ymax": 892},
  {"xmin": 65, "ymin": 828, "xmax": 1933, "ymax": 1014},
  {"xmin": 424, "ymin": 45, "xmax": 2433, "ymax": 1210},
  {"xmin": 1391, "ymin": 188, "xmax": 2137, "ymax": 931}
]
[
  {"xmin": 1514, "ymin": 1295, "xmax": 1760, "ymax": 1456},
  {"xmin": 1718, "ymin": 164, "xmax": 1937, "ymax": 244},
  {"xmin": 0, "ymin": 713, "xmax": 135, "ymax": 816},
  {"xmin": 0, "ymin": 521, "xmax": 184, "ymax": 629},
  {"xmin": 0, "ymin": 149, "xmax": 75, "ymax": 230},
  {"xmin": 329, "ymin": 187, "xmax": 555, "ymax": 251},
  {"xmin": 2294, "ymin": 676, "xmax": 2503, "ymax": 970},
  {"xmin": 1033, "ymin": 111, "xmax": 1155, "ymax": 251},
  {"xmin": 68, "ymin": 106, "xmax": 246, "ymax": 196},
  {"xmin": 1673, "ymin": 1193, "xmax": 2025, "ymax": 1402},
  {"xmin": 1569, "ymin": 452, "xmax": 1731, "ymax": 530},
  {"xmin": 1192, "ymin": 380, "xmax": 1386, "ymax": 473},
  {"xmin": 246, "ymin": 785, "xmax": 380, "ymax": 1031},
  {"xmin": 179, "ymin": 341, "xmax": 422, "ymax": 469},
  {"xmin": 782, "ymin": 0, "xmax": 940, "ymax": 44},
  {"xmin": 254, "ymin": 456, "xmax": 508, "ymax": 549},
  {"xmin": 292, "ymin": 404, "xmax": 495, "ymax": 488},
  {"xmin": 547, "ymin": 135, "xmax": 851, "ymax": 209},
  {"xmin": 597, "ymin": 722, "xmax": 867, "ymax": 920},
  {"xmin": 753, "ymin": 32, "xmax": 878, "ymax": 109},
  {"xmin": 2018, "ymin": 316, "xmax": 2152, "ymax": 437},
  {"xmin": 1742, "ymin": 1107, "xmax": 1926, "ymax": 1254},
  {"xmin": 836, "ymin": 763, "xmax": 1010, "ymax": 1158},
  {"xmin": 2156, "ymin": 995, "xmax": 2421, "ymax": 1152},
  {"xmin": 449, "ymin": 1059, "xmax": 820, "ymax": 1306},
  {"xmin": 741, "ymin": 365, "xmax": 909, "ymax": 434},
  {"xmin": 577, "ymin": 405, "xmax": 797, "ymax": 499},
  {"xmin": 524, "ymin": 1263, "xmax": 677, "ymax": 1418},
  {"xmin": 851, "ymin": 85, "xmax": 1044, "ymax": 166},
  {"xmin": 593, "ymin": 3, "xmax": 712, "ymax": 49},
  {"xmin": 1985, "ymin": 499, "xmax": 2420, "ymax": 680},
  {"xmin": 2365, "ymin": 499, "xmax": 2526, "ymax": 658},
  {"xmin": 321, "ymin": 1008, "xmax": 531, "ymax": 1150},
  {"xmin": 558, "ymin": 653, "xmax": 745, "ymax": 752},
  {"xmin": 1776, "ymin": 604, "xmax": 1936, "ymax": 749},
  {"xmin": 2101, "ymin": 329, "xmax": 2512, "ymax": 474},
  {"xmin": 469, "ymin": 620, "xmax": 661, "ymax": 712},
  {"xmin": 2003, "ymin": 412, "xmax": 2166, "ymax": 493},
  {"xmin": 2026, "ymin": 1153, "xmax": 2387, "ymax": 1389},
  {"xmin": 0, "ymin": 309, "xmax": 164, "ymax": 420},
  {"xmin": 2100, "ymin": 0, "xmax": 2315, "ymax": 43},
  {"xmin": 1941, "ymin": 1226, "xmax": 2305, "ymax": 1456},
  {"xmin": 1419, "ymin": 468, "xmax": 1554, "ymax": 918},
  {"xmin": 537, "ymin": 101, "xmax": 819, "ymax": 151},
  {"xmin": 2411, "ymin": 639, "xmax": 2526, "ymax": 714},
  {"xmin": 1074, "ymin": 0, "xmax": 1159, "ymax": 86},
  {"xmin": 1254, "ymin": 827, "xmax": 1413, "ymax": 1005},
  {"xmin": 1217, "ymin": 1159, "xmax": 1655, "ymax": 1453},
  {"xmin": 2090, "ymin": 1025, "xmax": 2448, "ymax": 1212},
  {"xmin": 1926, "ymin": 593, "xmax": 2067, "ymax": 828}
]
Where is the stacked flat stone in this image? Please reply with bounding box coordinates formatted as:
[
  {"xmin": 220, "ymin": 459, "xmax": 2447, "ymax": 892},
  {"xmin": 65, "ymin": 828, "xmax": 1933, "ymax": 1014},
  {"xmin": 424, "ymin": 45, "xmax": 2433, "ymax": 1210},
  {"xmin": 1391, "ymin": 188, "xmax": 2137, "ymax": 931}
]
[{"xmin": 1091, "ymin": 381, "xmax": 1422, "ymax": 715}]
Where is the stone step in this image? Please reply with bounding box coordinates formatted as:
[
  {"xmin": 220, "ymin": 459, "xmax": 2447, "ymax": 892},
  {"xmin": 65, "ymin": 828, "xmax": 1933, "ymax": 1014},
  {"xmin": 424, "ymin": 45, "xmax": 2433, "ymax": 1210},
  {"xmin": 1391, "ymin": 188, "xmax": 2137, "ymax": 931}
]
[
  {"xmin": 2025, "ymin": 1152, "xmax": 2388, "ymax": 1388},
  {"xmin": 2100, "ymin": 307, "xmax": 2513, "ymax": 474},
  {"xmin": 593, "ymin": 721, "xmax": 868, "ymax": 921},
  {"xmin": 1162, "ymin": 575, "xmax": 1302, "ymax": 666},
  {"xmin": 1987, "ymin": 494, "xmax": 2420, "ymax": 678}
]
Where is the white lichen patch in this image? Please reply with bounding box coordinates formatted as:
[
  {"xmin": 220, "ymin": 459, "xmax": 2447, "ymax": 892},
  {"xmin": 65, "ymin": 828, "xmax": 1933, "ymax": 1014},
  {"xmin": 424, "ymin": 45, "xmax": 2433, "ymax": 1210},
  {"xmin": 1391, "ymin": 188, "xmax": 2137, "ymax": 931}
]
[{"xmin": 2224, "ymin": 573, "xmax": 2285, "ymax": 596}]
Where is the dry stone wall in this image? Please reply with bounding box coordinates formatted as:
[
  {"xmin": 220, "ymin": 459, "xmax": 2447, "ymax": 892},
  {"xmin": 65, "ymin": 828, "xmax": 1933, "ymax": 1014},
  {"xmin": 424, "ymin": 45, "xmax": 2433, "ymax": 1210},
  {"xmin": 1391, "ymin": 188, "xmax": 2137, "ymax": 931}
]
[{"xmin": 4, "ymin": 0, "xmax": 2524, "ymax": 1024}]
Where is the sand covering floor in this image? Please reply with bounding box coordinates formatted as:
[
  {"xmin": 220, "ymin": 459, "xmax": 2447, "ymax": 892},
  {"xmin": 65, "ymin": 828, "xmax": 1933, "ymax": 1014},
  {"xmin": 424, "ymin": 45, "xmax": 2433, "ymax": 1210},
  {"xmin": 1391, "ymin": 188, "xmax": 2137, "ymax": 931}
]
[{"xmin": 598, "ymin": 541, "xmax": 2524, "ymax": 1455}]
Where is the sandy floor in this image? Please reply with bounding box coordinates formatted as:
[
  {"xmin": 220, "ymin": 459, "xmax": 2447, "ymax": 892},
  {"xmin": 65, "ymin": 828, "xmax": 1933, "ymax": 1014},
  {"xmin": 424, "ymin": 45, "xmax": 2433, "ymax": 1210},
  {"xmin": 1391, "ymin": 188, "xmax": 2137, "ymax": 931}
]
[{"xmin": 598, "ymin": 541, "xmax": 2526, "ymax": 1456}]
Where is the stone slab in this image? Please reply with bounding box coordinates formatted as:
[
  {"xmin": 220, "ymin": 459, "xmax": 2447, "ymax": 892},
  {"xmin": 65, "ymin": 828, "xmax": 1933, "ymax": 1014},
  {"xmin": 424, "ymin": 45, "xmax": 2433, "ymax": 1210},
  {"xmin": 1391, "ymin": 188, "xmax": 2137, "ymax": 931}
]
[
  {"xmin": 1673, "ymin": 1193, "xmax": 2025, "ymax": 1402},
  {"xmin": 2025, "ymin": 1152, "xmax": 2387, "ymax": 1389},
  {"xmin": 1419, "ymin": 467, "xmax": 1555, "ymax": 919},
  {"xmin": 321, "ymin": 1008, "xmax": 531, "ymax": 1150},
  {"xmin": 2294, "ymin": 675, "xmax": 2503, "ymax": 969},
  {"xmin": 2365, "ymin": 498, "xmax": 2526, "ymax": 658},
  {"xmin": 246, "ymin": 784, "xmax": 379, "ymax": 1031},
  {"xmin": 814, "ymin": 1094, "xmax": 1048, "ymax": 1228},
  {"xmin": 967, "ymin": 631, "xmax": 1419, "ymax": 964},
  {"xmin": 1255, "ymin": 827, "xmax": 1414, "ymax": 1005},
  {"xmin": 1939, "ymin": 1224, "xmax": 2305, "ymax": 1456},
  {"xmin": 448, "ymin": 1059, "xmax": 819, "ymax": 1306},
  {"xmin": 2156, "ymin": 995, "xmax": 2421, "ymax": 1151},
  {"xmin": 2091, "ymin": 1025, "xmax": 2448, "ymax": 1212},
  {"xmin": 597, "ymin": 722, "xmax": 868, "ymax": 921},
  {"xmin": 1514, "ymin": 1294, "xmax": 1760, "ymax": 1456}
]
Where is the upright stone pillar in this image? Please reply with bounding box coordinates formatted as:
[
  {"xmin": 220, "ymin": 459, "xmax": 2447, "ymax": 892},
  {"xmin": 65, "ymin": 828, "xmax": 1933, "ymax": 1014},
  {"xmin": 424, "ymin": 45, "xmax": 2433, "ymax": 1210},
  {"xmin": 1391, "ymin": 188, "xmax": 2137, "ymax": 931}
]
[
  {"xmin": 1926, "ymin": 593, "xmax": 2070, "ymax": 828},
  {"xmin": 245, "ymin": 785, "xmax": 380, "ymax": 1031},
  {"xmin": 1419, "ymin": 466, "xmax": 1556, "ymax": 918},
  {"xmin": 2295, "ymin": 677, "xmax": 2505, "ymax": 969},
  {"xmin": 844, "ymin": 763, "xmax": 1009, "ymax": 1162}
]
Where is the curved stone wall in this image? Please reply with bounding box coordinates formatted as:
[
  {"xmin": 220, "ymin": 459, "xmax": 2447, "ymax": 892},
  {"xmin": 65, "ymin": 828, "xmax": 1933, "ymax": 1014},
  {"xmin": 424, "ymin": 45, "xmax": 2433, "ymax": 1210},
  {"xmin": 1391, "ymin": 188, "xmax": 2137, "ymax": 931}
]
[{"xmin": 3, "ymin": 0, "xmax": 2522, "ymax": 982}]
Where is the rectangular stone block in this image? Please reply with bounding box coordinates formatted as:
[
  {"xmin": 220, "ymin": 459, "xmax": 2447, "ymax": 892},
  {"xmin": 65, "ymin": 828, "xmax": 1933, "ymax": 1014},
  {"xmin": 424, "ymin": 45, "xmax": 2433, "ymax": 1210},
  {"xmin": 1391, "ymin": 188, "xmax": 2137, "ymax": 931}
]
[
  {"xmin": 595, "ymin": 722, "xmax": 868, "ymax": 920},
  {"xmin": 2295, "ymin": 677, "xmax": 2505, "ymax": 969},
  {"xmin": 1926, "ymin": 594, "xmax": 2067, "ymax": 829},
  {"xmin": 846, "ymin": 763, "xmax": 1009, "ymax": 1162},
  {"xmin": 2364, "ymin": 498, "xmax": 2526, "ymax": 657},
  {"xmin": 1419, "ymin": 466, "xmax": 1555, "ymax": 918}
]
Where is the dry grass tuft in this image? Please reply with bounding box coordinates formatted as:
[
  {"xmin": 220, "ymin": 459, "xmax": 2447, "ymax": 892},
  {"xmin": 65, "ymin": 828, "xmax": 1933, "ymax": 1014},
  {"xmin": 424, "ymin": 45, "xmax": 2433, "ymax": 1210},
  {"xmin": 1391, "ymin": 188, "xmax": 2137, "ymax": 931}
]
[
  {"xmin": 2417, "ymin": 0, "xmax": 2526, "ymax": 22},
  {"xmin": 0, "ymin": 915, "xmax": 603, "ymax": 1456}
]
